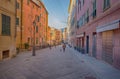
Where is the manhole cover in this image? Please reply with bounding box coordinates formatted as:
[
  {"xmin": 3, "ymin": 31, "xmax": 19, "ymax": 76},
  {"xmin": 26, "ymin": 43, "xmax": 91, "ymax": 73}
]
[{"xmin": 85, "ymin": 76, "xmax": 96, "ymax": 79}]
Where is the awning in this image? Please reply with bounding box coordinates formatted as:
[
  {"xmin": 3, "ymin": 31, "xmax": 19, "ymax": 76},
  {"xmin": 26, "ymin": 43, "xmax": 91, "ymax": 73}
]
[
  {"xmin": 97, "ymin": 19, "xmax": 120, "ymax": 33},
  {"xmin": 76, "ymin": 33, "xmax": 84, "ymax": 38}
]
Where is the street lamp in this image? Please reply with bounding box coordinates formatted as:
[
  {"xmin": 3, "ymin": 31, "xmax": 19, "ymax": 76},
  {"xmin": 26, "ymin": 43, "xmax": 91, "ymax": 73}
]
[{"xmin": 32, "ymin": 20, "xmax": 36, "ymax": 56}]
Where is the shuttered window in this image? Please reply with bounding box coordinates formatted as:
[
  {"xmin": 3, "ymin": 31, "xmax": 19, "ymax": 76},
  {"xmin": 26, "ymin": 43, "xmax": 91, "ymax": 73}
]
[
  {"xmin": 16, "ymin": 17, "xmax": 19, "ymax": 25},
  {"xmin": 2, "ymin": 14, "xmax": 11, "ymax": 36},
  {"xmin": 36, "ymin": 26, "xmax": 38, "ymax": 33},
  {"xmin": 103, "ymin": 0, "xmax": 110, "ymax": 10},
  {"xmin": 93, "ymin": 0, "xmax": 96, "ymax": 18}
]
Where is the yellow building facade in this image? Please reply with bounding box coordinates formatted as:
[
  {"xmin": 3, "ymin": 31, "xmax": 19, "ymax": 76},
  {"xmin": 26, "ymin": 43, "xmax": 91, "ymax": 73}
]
[
  {"xmin": 47, "ymin": 26, "xmax": 51, "ymax": 44},
  {"xmin": 0, "ymin": 0, "xmax": 16, "ymax": 60},
  {"xmin": 63, "ymin": 28, "xmax": 67, "ymax": 43},
  {"xmin": 49, "ymin": 27, "xmax": 62, "ymax": 45},
  {"xmin": 55, "ymin": 29, "xmax": 61, "ymax": 45},
  {"xmin": 16, "ymin": 0, "xmax": 22, "ymax": 49},
  {"xmin": 50, "ymin": 27, "xmax": 55, "ymax": 45}
]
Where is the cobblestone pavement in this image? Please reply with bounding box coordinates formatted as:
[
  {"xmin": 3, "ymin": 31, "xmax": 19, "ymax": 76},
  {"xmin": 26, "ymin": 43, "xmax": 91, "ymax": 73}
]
[{"xmin": 0, "ymin": 45, "xmax": 120, "ymax": 79}]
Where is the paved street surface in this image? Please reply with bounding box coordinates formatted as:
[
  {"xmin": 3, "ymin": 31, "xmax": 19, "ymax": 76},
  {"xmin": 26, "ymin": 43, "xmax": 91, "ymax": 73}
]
[{"xmin": 0, "ymin": 45, "xmax": 120, "ymax": 79}]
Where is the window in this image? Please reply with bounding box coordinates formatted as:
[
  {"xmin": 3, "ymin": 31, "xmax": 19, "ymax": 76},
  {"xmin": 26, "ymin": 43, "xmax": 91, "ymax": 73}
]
[
  {"xmin": 93, "ymin": 0, "xmax": 96, "ymax": 18},
  {"xmin": 40, "ymin": 14, "xmax": 41, "ymax": 18},
  {"xmin": 28, "ymin": 37, "xmax": 30, "ymax": 43},
  {"xmin": 36, "ymin": 38, "xmax": 38, "ymax": 44},
  {"xmin": 33, "ymin": 5, "xmax": 34, "ymax": 8},
  {"xmin": 103, "ymin": 0, "xmax": 110, "ymax": 10},
  {"xmin": 16, "ymin": 2, "xmax": 19, "ymax": 9},
  {"xmin": 83, "ymin": 0, "xmax": 84, "ymax": 5},
  {"xmin": 40, "ymin": 23, "xmax": 41, "ymax": 27},
  {"xmin": 36, "ymin": 7, "xmax": 38, "ymax": 11},
  {"xmin": 36, "ymin": 26, "xmax": 38, "ymax": 33},
  {"xmin": 38, "ymin": 16, "xmax": 40, "ymax": 22},
  {"xmin": 2, "ymin": 50, "xmax": 9, "ymax": 59},
  {"xmin": 86, "ymin": 10, "xmax": 89, "ymax": 23},
  {"xmin": 40, "ymin": 6, "xmax": 41, "ymax": 9},
  {"xmin": 78, "ymin": 0, "xmax": 81, "ymax": 12},
  {"xmin": 77, "ymin": 21, "xmax": 79, "ymax": 28},
  {"xmin": 2, "ymin": 14, "xmax": 11, "ymax": 36},
  {"xmin": 16, "ymin": 17, "xmax": 19, "ymax": 25},
  {"xmin": 83, "ymin": 14, "xmax": 85, "ymax": 25},
  {"xmin": 78, "ymin": 16, "xmax": 84, "ymax": 27},
  {"xmin": 27, "ymin": 0, "xmax": 30, "ymax": 5}
]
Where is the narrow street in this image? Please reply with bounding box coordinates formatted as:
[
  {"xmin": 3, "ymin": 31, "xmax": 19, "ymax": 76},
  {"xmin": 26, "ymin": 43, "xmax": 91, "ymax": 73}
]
[{"xmin": 0, "ymin": 46, "xmax": 120, "ymax": 79}]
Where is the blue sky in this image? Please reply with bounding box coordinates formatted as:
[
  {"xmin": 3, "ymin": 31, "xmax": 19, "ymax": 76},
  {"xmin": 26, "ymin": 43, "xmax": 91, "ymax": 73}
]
[{"xmin": 42, "ymin": 0, "xmax": 69, "ymax": 29}]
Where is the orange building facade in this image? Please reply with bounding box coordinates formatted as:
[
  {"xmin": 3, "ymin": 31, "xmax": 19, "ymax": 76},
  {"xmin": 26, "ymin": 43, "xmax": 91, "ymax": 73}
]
[{"xmin": 16, "ymin": 0, "xmax": 48, "ymax": 49}]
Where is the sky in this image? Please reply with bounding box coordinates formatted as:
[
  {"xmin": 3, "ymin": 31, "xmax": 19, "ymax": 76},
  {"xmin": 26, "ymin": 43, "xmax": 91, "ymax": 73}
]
[{"xmin": 42, "ymin": 0, "xmax": 70, "ymax": 29}]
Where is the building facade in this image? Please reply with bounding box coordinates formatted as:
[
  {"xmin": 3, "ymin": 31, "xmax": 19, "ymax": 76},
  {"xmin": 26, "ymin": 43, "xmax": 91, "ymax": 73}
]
[
  {"xmin": 0, "ymin": 0, "xmax": 16, "ymax": 60},
  {"xmin": 50, "ymin": 27, "xmax": 56, "ymax": 45},
  {"xmin": 55, "ymin": 29, "xmax": 61, "ymax": 45},
  {"xmin": 68, "ymin": 0, "xmax": 77, "ymax": 47},
  {"xmin": 72, "ymin": 0, "xmax": 120, "ymax": 69},
  {"xmin": 16, "ymin": 0, "xmax": 22, "ymax": 50},
  {"xmin": 16, "ymin": 0, "xmax": 48, "ymax": 49},
  {"xmin": 47, "ymin": 26, "xmax": 51, "ymax": 45}
]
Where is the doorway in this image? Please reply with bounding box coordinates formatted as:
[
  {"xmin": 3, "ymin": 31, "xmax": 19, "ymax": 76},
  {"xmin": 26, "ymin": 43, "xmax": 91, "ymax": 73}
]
[
  {"xmin": 92, "ymin": 34, "xmax": 97, "ymax": 58},
  {"xmin": 86, "ymin": 36, "xmax": 89, "ymax": 54},
  {"xmin": 102, "ymin": 31, "xmax": 113, "ymax": 65}
]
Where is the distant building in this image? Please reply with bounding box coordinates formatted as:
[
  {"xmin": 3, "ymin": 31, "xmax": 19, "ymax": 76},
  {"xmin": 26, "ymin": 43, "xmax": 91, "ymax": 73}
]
[
  {"xmin": 0, "ymin": 0, "xmax": 16, "ymax": 60},
  {"xmin": 63, "ymin": 28, "xmax": 68, "ymax": 43},
  {"xmin": 47, "ymin": 26, "xmax": 51, "ymax": 45},
  {"xmin": 55, "ymin": 29, "xmax": 62, "ymax": 45},
  {"xmin": 50, "ymin": 27, "xmax": 56, "ymax": 45},
  {"xmin": 49, "ymin": 27, "xmax": 62, "ymax": 45},
  {"xmin": 68, "ymin": 0, "xmax": 120, "ymax": 69}
]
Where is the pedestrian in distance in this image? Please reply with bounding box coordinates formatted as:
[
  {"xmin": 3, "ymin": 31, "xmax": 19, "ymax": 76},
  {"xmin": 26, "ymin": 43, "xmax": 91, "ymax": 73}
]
[{"xmin": 62, "ymin": 43, "xmax": 66, "ymax": 52}]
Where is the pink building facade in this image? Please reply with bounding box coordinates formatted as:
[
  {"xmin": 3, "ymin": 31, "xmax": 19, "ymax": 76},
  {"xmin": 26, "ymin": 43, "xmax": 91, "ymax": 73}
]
[{"xmin": 75, "ymin": 0, "xmax": 120, "ymax": 69}]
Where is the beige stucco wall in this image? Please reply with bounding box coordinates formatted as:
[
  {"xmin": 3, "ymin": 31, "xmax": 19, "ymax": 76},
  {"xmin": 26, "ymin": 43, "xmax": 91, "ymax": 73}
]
[{"xmin": 0, "ymin": 0, "xmax": 16, "ymax": 60}]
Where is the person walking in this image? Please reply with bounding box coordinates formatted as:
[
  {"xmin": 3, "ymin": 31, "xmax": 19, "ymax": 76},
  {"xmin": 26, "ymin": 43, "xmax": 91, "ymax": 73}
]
[{"xmin": 62, "ymin": 43, "xmax": 66, "ymax": 52}]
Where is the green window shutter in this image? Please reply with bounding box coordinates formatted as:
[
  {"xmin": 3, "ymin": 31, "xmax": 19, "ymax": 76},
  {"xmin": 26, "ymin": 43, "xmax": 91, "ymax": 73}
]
[
  {"xmin": 103, "ymin": 0, "xmax": 110, "ymax": 10},
  {"xmin": 93, "ymin": 0, "xmax": 96, "ymax": 18},
  {"xmin": 107, "ymin": 0, "xmax": 110, "ymax": 7},
  {"xmin": 16, "ymin": 18, "xmax": 19, "ymax": 25},
  {"xmin": 2, "ymin": 14, "xmax": 11, "ymax": 35}
]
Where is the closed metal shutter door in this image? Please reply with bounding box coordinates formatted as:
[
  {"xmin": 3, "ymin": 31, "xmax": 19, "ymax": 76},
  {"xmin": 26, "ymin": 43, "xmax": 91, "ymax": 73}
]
[{"xmin": 102, "ymin": 31, "xmax": 113, "ymax": 64}]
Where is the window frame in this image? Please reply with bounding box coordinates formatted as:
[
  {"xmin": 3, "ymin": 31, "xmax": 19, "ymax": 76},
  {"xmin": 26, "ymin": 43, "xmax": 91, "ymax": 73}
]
[
  {"xmin": 36, "ymin": 38, "xmax": 38, "ymax": 44},
  {"xmin": 16, "ymin": 17, "xmax": 19, "ymax": 25},
  {"xmin": 36, "ymin": 26, "xmax": 38, "ymax": 33},
  {"xmin": 103, "ymin": 0, "xmax": 110, "ymax": 11},
  {"xmin": 27, "ymin": 0, "xmax": 30, "ymax": 5},
  {"xmin": 2, "ymin": 14, "xmax": 11, "ymax": 36},
  {"xmin": 92, "ymin": 0, "xmax": 97, "ymax": 19},
  {"xmin": 16, "ymin": 1, "xmax": 19, "ymax": 9}
]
